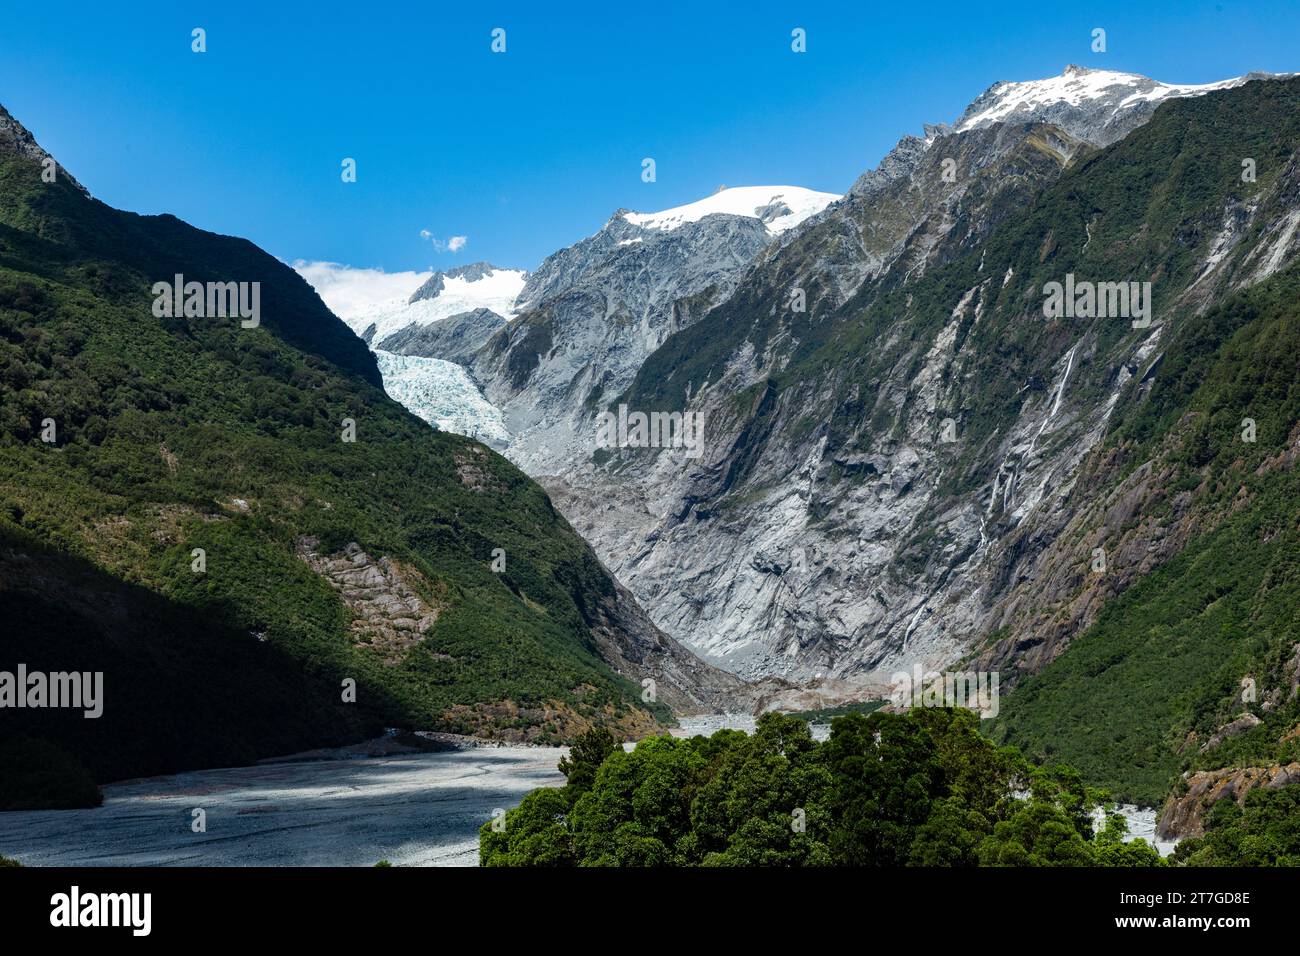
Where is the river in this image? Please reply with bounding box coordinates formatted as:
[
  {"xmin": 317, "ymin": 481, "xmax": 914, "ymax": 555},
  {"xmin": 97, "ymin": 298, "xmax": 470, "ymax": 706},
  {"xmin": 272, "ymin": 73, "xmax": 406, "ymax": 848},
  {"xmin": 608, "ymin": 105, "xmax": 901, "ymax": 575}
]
[
  {"xmin": 0, "ymin": 745, "xmax": 566, "ymax": 867},
  {"xmin": 0, "ymin": 717, "xmax": 1174, "ymax": 865}
]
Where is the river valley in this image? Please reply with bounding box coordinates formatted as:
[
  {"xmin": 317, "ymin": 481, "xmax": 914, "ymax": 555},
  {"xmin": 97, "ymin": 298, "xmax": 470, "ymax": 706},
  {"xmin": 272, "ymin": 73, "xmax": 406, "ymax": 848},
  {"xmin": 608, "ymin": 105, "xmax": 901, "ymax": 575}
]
[{"xmin": 0, "ymin": 717, "xmax": 1175, "ymax": 865}]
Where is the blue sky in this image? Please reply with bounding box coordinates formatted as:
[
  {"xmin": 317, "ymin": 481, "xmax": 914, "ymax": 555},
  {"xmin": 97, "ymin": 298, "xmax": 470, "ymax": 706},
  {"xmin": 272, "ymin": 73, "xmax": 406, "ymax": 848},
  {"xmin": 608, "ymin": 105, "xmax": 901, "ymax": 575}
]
[{"xmin": 2, "ymin": 1, "xmax": 1297, "ymax": 276}]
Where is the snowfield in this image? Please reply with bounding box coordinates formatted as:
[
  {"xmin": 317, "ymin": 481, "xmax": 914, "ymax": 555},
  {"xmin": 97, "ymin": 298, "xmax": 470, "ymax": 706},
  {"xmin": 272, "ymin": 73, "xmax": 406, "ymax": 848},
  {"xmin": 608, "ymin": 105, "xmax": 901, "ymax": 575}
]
[
  {"xmin": 955, "ymin": 65, "xmax": 1259, "ymax": 132},
  {"xmin": 622, "ymin": 184, "xmax": 840, "ymax": 235},
  {"xmin": 356, "ymin": 268, "xmax": 526, "ymax": 343}
]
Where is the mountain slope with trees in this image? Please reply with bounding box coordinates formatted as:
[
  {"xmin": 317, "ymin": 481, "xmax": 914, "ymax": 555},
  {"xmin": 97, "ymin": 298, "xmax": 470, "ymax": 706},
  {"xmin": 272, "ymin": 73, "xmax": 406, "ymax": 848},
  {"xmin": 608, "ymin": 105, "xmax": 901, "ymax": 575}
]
[
  {"xmin": 481, "ymin": 711, "xmax": 1166, "ymax": 867},
  {"xmin": 0, "ymin": 104, "xmax": 737, "ymax": 807}
]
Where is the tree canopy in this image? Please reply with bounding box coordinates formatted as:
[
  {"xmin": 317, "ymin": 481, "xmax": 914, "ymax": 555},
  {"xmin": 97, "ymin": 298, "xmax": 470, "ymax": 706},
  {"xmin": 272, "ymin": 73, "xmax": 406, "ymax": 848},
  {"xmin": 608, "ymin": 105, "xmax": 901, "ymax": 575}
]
[{"xmin": 481, "ymin": 709, "xmax": 1172, "ymax": 867}]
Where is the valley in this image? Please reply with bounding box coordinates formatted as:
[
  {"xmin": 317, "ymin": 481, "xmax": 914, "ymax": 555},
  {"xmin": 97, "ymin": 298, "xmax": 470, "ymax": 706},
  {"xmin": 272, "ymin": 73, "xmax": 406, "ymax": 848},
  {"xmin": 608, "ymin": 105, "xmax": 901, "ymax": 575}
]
[
  {"xmin": 2, "ymin": 47, "xmax": 1299, "ymax": 871},
  {"xmin": 0, "ymin": 723, "xmax": 1175, "ymax": 866},
  {"xmin": 295, "ymin": 65, "xmax": 1300, "ymax": 852}
]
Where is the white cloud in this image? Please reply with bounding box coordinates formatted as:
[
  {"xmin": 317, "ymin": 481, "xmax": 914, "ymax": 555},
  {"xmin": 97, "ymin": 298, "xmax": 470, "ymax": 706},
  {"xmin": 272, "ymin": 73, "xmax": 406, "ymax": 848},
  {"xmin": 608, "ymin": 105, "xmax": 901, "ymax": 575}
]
[
  {"xmin": 419, "ymin": 231, "xmax": 469, "ymax": 253},
  {"xmin": 291, "ymin": 259, "xmax": 431, "ymax": 323}
]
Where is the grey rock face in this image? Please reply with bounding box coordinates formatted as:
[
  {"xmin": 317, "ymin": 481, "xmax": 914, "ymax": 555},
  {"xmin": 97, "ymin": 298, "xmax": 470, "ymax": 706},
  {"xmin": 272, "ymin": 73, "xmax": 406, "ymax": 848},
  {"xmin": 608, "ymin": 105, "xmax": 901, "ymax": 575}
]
[
  {"xmin": 517, "ymin": 119, "xmax": 1084, "ymax": 681},
  {"xmin": 1157, "ymin": 761, "xmax": 1300, "ymax": 840},
  {"xmin": 785, "ymin": 121, "xmax": 1083, "ymax": 316},
  {"xmin": 507, "ymin": 71, "xmax": 1300, "ymax": 690},
  {"xmin": 0, "ymin": 104, "xmax": 88, "ymax": 196},
  {"xmin": 297, "ymin": 538, "xmax": 441, "ymax": 665},
  {"xmin": 378, "ymin": 307, "xmax": 506, "ymax": 365},
  {"xmin": 471, "ymin": 210, "xmax": 785, "ymax": 476},
  {"xmin": 953, "ymin": 64, "xmax": 1276, "ymax": 146},
  {"xmin": 848, "ymin": 131, "xmax": 938, "ymax": 198},
  {"xmin": 583, "ymin": 572, "xmax": 750, "ymax": 714},
  {"xmin": 1199, "ymin": 713, "xmax": 1263, "ymax": 753}
]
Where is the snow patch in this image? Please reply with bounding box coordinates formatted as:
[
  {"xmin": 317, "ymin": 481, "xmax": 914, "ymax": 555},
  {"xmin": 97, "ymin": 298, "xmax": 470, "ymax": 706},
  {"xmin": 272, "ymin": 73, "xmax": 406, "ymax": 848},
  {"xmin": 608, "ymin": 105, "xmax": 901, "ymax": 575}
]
[
  {"xmin": 293, "ymin": 260, "xmax": 430, "ymax": 323},
  {"xmin": 294, "ymin": 261, "xmax": 525, "ymax": 344},
  {"xmin": 622, "ymin": 185, "xmax": 840, "ymax": 236},
  {"xmin": 956, "ymin": 66, "xmax": 1253, "ymax": 132}
]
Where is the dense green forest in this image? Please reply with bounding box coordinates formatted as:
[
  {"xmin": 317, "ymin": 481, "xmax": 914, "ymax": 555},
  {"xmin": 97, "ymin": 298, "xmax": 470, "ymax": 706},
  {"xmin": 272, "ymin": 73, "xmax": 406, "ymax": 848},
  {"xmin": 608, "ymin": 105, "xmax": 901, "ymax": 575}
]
[
  {"xmin": 481, "ymin": 711, "xmax": 1171, "ymax": 867},
  {"xmin": 991, "ymin": 251, "xmax": 1300, "ymax": 804},
  {"xmin": 484, "ymin": 712, "xmax": 1300, "ymax": 866},
  {"xmin": 1171, "ymin": 786, "xmax": 1300, "ymax": 865},
  {"xmin": 0, "ymin": 116, "xmax": 664, "ymax": 807}
]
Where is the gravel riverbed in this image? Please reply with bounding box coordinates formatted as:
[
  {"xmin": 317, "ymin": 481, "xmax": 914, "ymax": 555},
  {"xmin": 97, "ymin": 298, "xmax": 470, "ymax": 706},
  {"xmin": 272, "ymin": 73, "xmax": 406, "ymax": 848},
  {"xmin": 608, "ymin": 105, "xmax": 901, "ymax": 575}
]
[{"xmin": 0, "ymin": 745, "xmax": 566, "ymax": 867}]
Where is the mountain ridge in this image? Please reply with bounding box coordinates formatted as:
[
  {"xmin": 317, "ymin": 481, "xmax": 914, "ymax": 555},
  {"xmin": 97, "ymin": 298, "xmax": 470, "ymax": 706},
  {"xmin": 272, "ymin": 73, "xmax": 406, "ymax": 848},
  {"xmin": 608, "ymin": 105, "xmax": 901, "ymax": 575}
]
[{"xmin": 0, "ymin": 102, "xmax": 740, "ymax": 805}]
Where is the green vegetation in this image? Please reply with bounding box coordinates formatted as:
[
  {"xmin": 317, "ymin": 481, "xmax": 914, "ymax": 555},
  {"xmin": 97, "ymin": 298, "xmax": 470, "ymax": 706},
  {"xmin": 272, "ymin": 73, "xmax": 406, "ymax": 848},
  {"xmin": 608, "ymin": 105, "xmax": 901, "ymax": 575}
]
[
  {"xmin": 786, "ymin": 699, "xmax": 887, "ymax": 723},
  {"xmin": 620, "ymin": 76, "xmax": 1300, "ymax": 810},
  {"xmin": 0, "ymin": 124, "xmax": 662, "ymax": 804},
  {"xmin": 992, "ymin": 257, "xmax": 1300, "ymax": 804},
  {"xmin": 990, "ymin": 468, "xmax": 1300, "ymax": 803},
  {"xmin": 0, "ymin": 521, "xmax": 378, "ymax": 795},
  {"xmin": 1171, "ymin": 786, "xmax": 1300, "ymax": 866},
  {"xmin": 954, "ymin": 81, "xmax": 1300, "ymax": 808},
  {"xmin": 480, "ymin": 711, "xmax": 1164, "ymax": 867}
]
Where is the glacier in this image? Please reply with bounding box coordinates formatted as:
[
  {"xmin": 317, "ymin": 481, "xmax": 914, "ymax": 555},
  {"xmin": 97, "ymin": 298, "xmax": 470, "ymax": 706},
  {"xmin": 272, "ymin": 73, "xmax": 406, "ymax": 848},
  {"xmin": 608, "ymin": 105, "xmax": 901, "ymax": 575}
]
[{"xmin": 374, "ymin": 349, "xmax": 510, "ymax": 449}]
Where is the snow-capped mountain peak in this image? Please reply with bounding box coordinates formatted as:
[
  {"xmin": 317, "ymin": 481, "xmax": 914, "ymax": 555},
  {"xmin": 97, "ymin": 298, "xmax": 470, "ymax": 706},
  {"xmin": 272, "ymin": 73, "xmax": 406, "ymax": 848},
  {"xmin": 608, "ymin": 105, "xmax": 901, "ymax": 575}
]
[
  {"xmin": 954, "ymin": 64, "xmax": 1268, "ymax": 145},
  {"xmin": 404, "ymin": 261, "xmax": 526, "ymax": 313},
  {"xmin": 351, "ymin": 263, "xmax": 527, "ymax": 343},
  {"xmin": 621, "ymin": 185, "xmax": 840, "ymax": 236},
  {"xmin": 407, "ymin": 261, "xmax": 521, "ymax": 304}
]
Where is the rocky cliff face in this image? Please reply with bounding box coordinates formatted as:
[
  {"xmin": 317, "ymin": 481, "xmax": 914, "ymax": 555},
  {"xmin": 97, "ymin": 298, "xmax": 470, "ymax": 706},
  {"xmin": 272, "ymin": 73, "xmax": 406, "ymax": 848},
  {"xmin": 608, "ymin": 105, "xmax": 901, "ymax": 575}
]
[
  {"xmin": 524, "ymin": 70, "xmax": 1300, "ymax": 691},
  {"xmin": 545, "ymin": 120, "xmax": 1085, "ymax": 679},
  {"xmin": 298, "ymin": 538, "xmax": 443, "ymax": 665},
  {"xmin": 1158, "ymin": 762, "xmax": 1300, "ymax": 839},
  {"xmin": 378, "ymin": 307, "xmax": 507, "ymax": 365},
  {"xmin": 0, "ymin": 104, "xmax": 87, "ymax": 196},
  {"xmin": 465, "ymin": 187, "xmax": 838, "ymax": 476}
]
